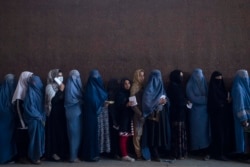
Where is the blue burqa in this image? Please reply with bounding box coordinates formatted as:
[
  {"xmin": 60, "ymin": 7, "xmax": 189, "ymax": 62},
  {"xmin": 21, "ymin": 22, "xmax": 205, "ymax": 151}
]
[
  {"xmin": 186, "ymin": 68, "xmax": 210, "ymax": 150},
  {"xmin": 141, "ymin": 70, "xmax": 171, "ymax": 159},
  {"xmin": 0, "ymin": 74, "xmax": 16, "ymax": 164},
  {"xmin": 231, "ymin": 70, "xmax": 250, "ymax": 153},
  {"xmin": 64, "ymin": 70, "xmax": 83, "ymax": 161},
  {"xmin": 142, "ymin": 70, "xmax": 167, "ymax": 118},
  {"xmin": 82, "ymin": 70, "xmax": 107, "ymax": 161},
  {"xmin": 23, "ymin": 75, "xmax": 45, "ymax": 162}
]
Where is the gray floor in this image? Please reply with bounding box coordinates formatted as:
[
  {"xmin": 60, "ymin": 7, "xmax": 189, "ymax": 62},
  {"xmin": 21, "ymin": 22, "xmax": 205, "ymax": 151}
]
[{"xmin": 2, "ymin": 158, "xmax": 250, "ymax": 167}]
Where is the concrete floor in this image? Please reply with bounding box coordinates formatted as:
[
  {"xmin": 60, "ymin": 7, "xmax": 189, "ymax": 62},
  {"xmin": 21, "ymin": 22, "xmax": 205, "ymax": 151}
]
[{"xmin": 2, "ymin": 157, "xmax": 250, "ymax": 167}]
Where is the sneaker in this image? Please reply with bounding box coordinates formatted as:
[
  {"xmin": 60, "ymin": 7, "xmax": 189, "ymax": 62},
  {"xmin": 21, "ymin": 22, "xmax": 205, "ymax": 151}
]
[
  {"xmin": 69, "ymin": 158, "xmax": 81, "ymax": 163},
  {"xmin": 122, "ymin": 156, "xmax": 135, "ymax": 162},
  {"xmin": 32, "ymin": 159, "xmax": 41, "ymax": 165},
  {"xmin": 52, "ymin": 154, "xmax": 61, "ymax": 161}
]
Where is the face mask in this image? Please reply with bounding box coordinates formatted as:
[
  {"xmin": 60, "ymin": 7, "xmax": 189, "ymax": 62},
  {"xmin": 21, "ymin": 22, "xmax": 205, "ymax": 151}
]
[{"xmin": 57, "ymin": 76, "xmax": 63, "ymax": 82}]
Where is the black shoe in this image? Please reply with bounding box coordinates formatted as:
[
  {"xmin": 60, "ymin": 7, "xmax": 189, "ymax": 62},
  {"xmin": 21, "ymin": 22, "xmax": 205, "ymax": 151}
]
[
  {"xmin": 31, "ymin": 159, "xmax": 41, "ymax": 165},
  {"xmin": 218, "ymin": 156, "xmax": 229, "ymax": 161},
  {"xmin": 152, "ymin": 158, "xmax": 161, "ymax": 162},
  {"xmin": 16, "ymin": 157, "xmax": 30, "ymax": 164}
]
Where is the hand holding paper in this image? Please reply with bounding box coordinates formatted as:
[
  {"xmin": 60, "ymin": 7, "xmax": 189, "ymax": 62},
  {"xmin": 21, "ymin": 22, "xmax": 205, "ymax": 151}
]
[{"xmin": 129, "ymin": 96, "xmax": 137, "ymax": 106}]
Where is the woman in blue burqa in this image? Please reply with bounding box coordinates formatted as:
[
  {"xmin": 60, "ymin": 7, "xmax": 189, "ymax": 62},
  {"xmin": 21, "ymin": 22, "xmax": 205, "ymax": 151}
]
[
  {"xmin": 23, "ymin": 75, "xmax": 45, "ymax": 164},
  {"xmin": 0, "ymin": 74, "xmax": 17, "ymax": 164},
  {"xmin": 186, "ymin": 68, "xmax": 210, "ymax": 159},
  {"xmin": 231, "ymin": 70, "xmax": 250, "ymax": 154},
  {"xmin": 141, "ymin": 69, "xmax": 170, "ymax": 161},
  {"xmin": 64, "ymin": 70, "xmax": 84, "ymax": 162},
  {"xmin": 81, "ymin": 69, "xmax": 108, "ymax": 162}
]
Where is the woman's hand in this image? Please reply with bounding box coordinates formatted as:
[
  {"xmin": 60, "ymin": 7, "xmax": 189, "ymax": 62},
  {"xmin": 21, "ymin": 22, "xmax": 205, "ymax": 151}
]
[
  {"xmin": 126, "ymin": 101, "xmax": 134, "ymax": 107},
  {"xmin": 241, "ymin": 120, "xmax": 249, "ymax": 127},
  {"xmin": 159, "ymin": 98, "xmax": 167, "ymax": 105},
  {"xmin": 59, "ymin": 83, "xmax": 65, "ymax": 91}
]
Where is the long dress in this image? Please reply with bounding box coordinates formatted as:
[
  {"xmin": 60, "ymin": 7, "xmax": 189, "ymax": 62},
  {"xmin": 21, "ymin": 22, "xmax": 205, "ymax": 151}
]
[
  {"xmin": 186, "ymin": 68, "xmax": 210, "ymax": 151},
  {"xmin": 45, "ymin": 69, "xmax": 69, "ymax": 160},
  {"xmin": 208, "ymin": 71, "xmax": 230, "ymax": 159},
  {"xmin": 130, "ymin": 69, "xmax": 145, "ymax": 159},
  {"xmin": 23, "ymin": 75, "xmax": 45, "ymax": 163},
  {"xmin": 82, "ymin": 70, "xmax": 107, "ymax": 161},
  {"xmin": 231, "ymin": 70, "xmax": 250, "ymax": 153},
  {"xmin": 142, "ymin": 70, "xmax": 171, "ymax": 160},
  {"xmin": 98, "ymin": 106, "xmax": 111, "ymax": 153},
  {"xmin": 167, "ymin": 70, "xmax": 187, "ymax": 159},
  {"xmin": 0, "ymin": 74, "xmax": 16, "ymax": 164},
  {"xmin": 107, "ymin": 79, "xmax": 120, "ymax": 158},
  {"xmin": 64, "ymin": 70, "xmax": 83, "ymax": 162}
]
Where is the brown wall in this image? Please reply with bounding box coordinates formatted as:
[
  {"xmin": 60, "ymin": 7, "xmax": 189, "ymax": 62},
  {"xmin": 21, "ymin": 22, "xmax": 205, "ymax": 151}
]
[{"xmin": 0, "ymin": 0, "xmax": 249, "ymax": 87}]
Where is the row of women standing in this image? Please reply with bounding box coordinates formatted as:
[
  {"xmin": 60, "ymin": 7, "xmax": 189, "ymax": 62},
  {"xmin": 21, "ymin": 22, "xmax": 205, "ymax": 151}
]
[
  {"xmin": 0, "ymin": 72, "xmax": 45, "ymax": 164},
  {"xmin": 0, "ymin": 69, "xmax": 107, "ymax": 164},
  {"xmin": 175, "ymin": 69, "xmax": 250, "ymax": 161},
  {"xmin": 46, "ymin": 69, "xmax": 110, "ymax": 163},
  {"xmin": 0, "ymin": 68, "xmax": 250, "ymax": 164}
]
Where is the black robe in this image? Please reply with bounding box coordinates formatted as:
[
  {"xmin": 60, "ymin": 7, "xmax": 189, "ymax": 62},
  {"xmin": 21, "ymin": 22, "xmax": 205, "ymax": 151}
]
[
  {"xmin": 207, "ymin": 71, "xmax": 234, "ymax": 158},
  {"xmin": 45, "ymin": 90, "xmax": 69, "ymax": 160}
]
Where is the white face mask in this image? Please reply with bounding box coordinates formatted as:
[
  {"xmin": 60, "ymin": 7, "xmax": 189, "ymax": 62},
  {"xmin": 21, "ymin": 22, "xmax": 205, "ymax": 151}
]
[{"xmin": 57, "ymin": 76, "xmax": 63, "ymax": 82}]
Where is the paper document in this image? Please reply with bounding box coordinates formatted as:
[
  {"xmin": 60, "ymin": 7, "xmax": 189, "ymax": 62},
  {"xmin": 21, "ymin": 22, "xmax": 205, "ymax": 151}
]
[
  {"xmin": 186, "ymin": 102, "xmax": 192, "ymax": 109},
  {"xmin": 129, "ymin": 96, "xmax": 138, "ymax": 106},
  {"xmin": 160, "ymin": 95, "xmax": 166, "ymax": 99}
]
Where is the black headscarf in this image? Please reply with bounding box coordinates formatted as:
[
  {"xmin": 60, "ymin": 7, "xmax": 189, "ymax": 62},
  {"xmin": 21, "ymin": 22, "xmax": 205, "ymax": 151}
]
[
  {"xmin": 170, "ymin": 69, "xmax": 183, "ymax": 84},
  {"xmin": 208, "ymin": 71, "xmax": 227, "ymax": 113},
  {"xmin": 167, "ymin": 70, "xmax": 186, "ymax": 122}
]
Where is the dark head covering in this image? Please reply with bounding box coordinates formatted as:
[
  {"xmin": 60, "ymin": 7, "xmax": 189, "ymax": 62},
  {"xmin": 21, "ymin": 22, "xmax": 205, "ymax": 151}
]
[
  {"xmin": 142, "ymin": 70, "xmax": 166, "ymax": 117},
  {"xmin": 64, "ymin": 70, "xmax": 83, "ymax": 108},
  {"xmin": 85, "ymin": 70, "xmax": 108, "ymax": 115},
  {"xmin": 167, "ymin": 70, "xmax": 187, "ymax": 122},
  {"xmin": 208, "ymin": 71, "xmax": 227, "ymax": 107},
  {"xmin": 116, "ymin": 78, "xmax": 131, "ymax": 108},
  {"xmin": 0, "ymin": 74, "xmax": 16, "ymax": 112},
  {"xmin": 120, "ymin": 78, "xmax": 131, "ymax": 91},
  {"xmin": 209, "ymin": 71, "xmax": 225, "ymax": 88},
  {"xmin": 170, "ymin": 69, "xmax": 183, "ymax": 84},
  {"xmin": 23, "ymin": 75, "xmax": 45, "ymax": 121}
]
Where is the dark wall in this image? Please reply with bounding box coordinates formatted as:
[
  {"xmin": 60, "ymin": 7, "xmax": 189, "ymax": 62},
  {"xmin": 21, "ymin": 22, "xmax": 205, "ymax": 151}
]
[{"xmin": 0, "ymin": 0, "xmax": 249, "ymax": 87}]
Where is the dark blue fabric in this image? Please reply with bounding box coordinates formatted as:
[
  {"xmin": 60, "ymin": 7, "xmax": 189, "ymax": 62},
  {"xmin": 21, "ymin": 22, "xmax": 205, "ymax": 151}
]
[
  {"xmin": 0, "ymin": 74, "xmax": 16, "ymax": 164},
  {"xmin": 64, "ymin": 70, "xmax": 83, "ymax": 108},
  {"xmin": 231, "ymin": 70, "xmax": 250, "ymax": 153},
  {"xmin": 23, "ymin": 75, "xmax": 45, "ymax": 161},
  {"xmin": 142, "ymin": 70, "xmax": 166, "ymax": 118},
  {"xmin": 82, "ymin": 70, "xmax": 107, "ymax": 161}
]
